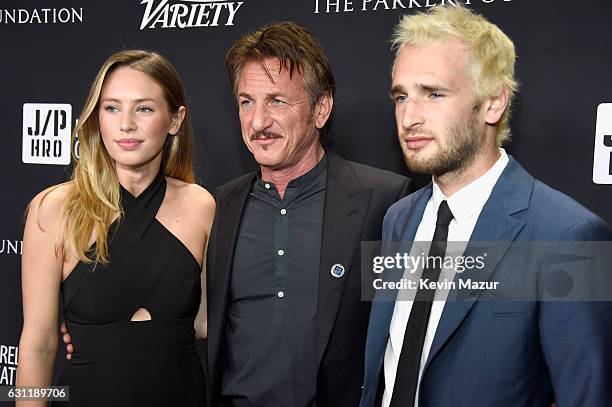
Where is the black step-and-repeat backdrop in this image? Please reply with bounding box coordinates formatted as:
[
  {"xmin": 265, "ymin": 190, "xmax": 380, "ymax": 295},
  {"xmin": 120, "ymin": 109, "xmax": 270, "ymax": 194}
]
[{"xmin": 2, "ymin": 0, "xmax": 612, "ymax": 400}]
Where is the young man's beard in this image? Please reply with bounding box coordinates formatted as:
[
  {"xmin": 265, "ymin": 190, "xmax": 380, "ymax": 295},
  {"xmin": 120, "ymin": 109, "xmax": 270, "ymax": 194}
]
[{"xmin": 402, "ymin": 108, "xmax": 485, "ymax": 176}]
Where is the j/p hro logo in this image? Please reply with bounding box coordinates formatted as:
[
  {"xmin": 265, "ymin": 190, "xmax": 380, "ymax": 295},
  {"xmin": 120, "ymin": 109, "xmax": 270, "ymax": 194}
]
[
  {"xmin": 22, "ymin": 103, "xmax": 72, "ymax": 165},
  {"xmin": 593, "ymin": 103, "xmax": 612, "ymax": 184}
]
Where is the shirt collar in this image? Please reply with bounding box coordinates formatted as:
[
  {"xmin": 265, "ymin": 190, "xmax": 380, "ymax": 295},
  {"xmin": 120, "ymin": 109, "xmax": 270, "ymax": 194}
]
[
  {"xmin": 256, "ymin": 153, "xmax": 327, "ymax": 187},
  {"xmin": 254, "ymin": 153, "xmax": 328, "ymax": 202},
  {"xmin": 431, "ymin": 148, "xmax": 509, "ymax": 226}
]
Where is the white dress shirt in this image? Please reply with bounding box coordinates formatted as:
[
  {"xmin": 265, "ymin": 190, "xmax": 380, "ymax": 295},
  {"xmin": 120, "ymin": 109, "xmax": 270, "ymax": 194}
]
[{"xmin": 382, "ymin": 149, "xmax": 509, "ymax": 407}]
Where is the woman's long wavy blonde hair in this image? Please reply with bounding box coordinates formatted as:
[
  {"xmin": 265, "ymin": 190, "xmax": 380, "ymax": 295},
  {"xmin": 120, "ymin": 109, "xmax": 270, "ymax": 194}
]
[{"xmin": 62, "ymin": 50, "xmax": 194, "ymax": 264}]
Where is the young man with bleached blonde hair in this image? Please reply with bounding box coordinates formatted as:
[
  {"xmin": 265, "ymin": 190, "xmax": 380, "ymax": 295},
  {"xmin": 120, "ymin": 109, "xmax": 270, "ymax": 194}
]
[
  {"xmin": 391, "ymin": 4, "xmax": 518, "ymax": 146},
  {"xmin": 361, "ymin": 4, "xmax": 612, "ymax": 407}
]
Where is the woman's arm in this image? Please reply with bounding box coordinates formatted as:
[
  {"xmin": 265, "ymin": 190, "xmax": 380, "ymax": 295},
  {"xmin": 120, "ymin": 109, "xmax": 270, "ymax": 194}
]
[
  {"xmin": 193, "ymin": 187, "xmax": 215, "ymax": 340},
  {"xmin": 16, "ymin": 187, "xmax": 67, "ymax": 407},
  {"xmin": 194, "ymin": 234, "xmax": 209, "ymax": 340}
]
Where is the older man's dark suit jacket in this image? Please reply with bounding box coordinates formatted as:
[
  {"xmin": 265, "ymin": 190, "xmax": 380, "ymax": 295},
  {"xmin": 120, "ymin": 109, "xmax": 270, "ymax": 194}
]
[{"xmin": 206, "ymin": 152, "xmax": 412, "ymax": 407}]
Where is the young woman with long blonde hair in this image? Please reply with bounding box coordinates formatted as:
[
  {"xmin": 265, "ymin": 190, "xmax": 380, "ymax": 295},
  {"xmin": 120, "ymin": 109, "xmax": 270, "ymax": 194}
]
[{"xmin": 16, "ymin": 50, "xmax": 214, "ymax": 406}]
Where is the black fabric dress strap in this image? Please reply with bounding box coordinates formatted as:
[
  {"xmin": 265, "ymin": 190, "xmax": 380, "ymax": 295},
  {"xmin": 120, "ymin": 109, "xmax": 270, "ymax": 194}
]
[
  {"xmin": 62, "ymin": 172, "xmax": 167, "ymax": 310},
  {"xmin": 112, "ymin": 171, "xmax": 166, "ymax": 261}
]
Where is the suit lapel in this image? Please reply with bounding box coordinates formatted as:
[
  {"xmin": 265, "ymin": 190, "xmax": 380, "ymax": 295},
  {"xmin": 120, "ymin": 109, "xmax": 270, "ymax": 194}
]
[
  {"xmin": 374, "ymin": 185, "xmax": 432, "ymax": 301},
  {"xmin": 208, "ymin": 174, "xmax": 254, "ymax": 360},
  {"xmin": 424, "ymin": 157, "xmax": 533, "ymax": 369},
  {"xmin": 315, "ymin": 153, "xmax": 371, "ymax": 365},
  {"xmin": 212, "ymin": 174, "xmax": 254, "ymax": 293},
  {"xmin": 390, "ymin": 186, "xmax": 432, "ymax": 248},
  {"xmin": 363, "ymin": 185, "xmax": 432, "ymax": 397}
]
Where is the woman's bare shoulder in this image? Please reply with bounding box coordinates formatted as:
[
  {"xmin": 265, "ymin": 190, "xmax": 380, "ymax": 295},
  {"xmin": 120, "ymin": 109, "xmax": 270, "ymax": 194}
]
[
  {"xmin": 166, "ymin": 177, "xmax": 215, "ymax": 213},
  {"xmin": 28, "ymin": 182, "xmax": 73, "ymax": 232}
]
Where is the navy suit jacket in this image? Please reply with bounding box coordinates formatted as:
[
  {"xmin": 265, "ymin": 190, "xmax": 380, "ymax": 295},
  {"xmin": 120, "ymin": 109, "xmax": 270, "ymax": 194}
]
[{"xmin": 360, "ymin": 156, "xmax": 612, "ymax": 406}]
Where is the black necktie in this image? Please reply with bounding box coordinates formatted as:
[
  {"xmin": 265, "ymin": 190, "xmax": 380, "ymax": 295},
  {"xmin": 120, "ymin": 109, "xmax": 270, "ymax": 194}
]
[{"xmin": 389, "ymin": 200, "xmax": 454, "ymax": 407}]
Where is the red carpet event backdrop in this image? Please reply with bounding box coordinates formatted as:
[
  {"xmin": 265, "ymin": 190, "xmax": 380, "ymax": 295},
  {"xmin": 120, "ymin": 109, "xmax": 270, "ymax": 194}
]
[{"xmin": 1, "ymin": 0, "xmax": 611, "ymax": 403}]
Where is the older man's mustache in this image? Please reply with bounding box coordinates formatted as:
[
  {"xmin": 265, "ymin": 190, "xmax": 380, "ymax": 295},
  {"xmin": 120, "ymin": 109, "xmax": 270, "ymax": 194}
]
[{"xmin": 250, "ymin": 131, "xmax": 283, "ymax": 141}]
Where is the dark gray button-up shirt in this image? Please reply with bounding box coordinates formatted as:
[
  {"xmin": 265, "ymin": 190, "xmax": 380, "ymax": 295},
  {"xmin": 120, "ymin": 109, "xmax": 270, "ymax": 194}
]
[{"xmin": 222, "ymin": 155, "xmax": 328, "ymax": 407}]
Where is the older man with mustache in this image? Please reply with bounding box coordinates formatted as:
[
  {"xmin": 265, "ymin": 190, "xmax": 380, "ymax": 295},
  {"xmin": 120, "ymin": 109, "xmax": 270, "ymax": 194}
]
[{"xmin": 205, "ymin": 21, "xmax": 412, "ymax": 407}]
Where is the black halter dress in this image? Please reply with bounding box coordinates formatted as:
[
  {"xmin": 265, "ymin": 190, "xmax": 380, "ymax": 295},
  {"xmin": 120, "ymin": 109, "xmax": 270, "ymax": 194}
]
[{"xmin": 56, "ymin": 173, "xmax": 205, "ymax": 406}]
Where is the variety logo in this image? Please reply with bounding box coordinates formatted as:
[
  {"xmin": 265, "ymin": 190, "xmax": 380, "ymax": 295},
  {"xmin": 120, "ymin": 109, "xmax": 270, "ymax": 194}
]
[
  {"xmin": 314, "ymin": 0, "xmax": 511, "ymax": 14},
  {"xmin": 22, "ymin": 103, "xmax": 72, "ymax": 165},
  {"xmin": 593, "ymin": 103, "xmax": 612, "ymax": 184},
  {"xmin": 140, "ymin": 0, "xmax": 244, "ymax": 30},
  {"xmin": 0, "ymin": 8, "xmax": 83, "ymax": 24}
]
